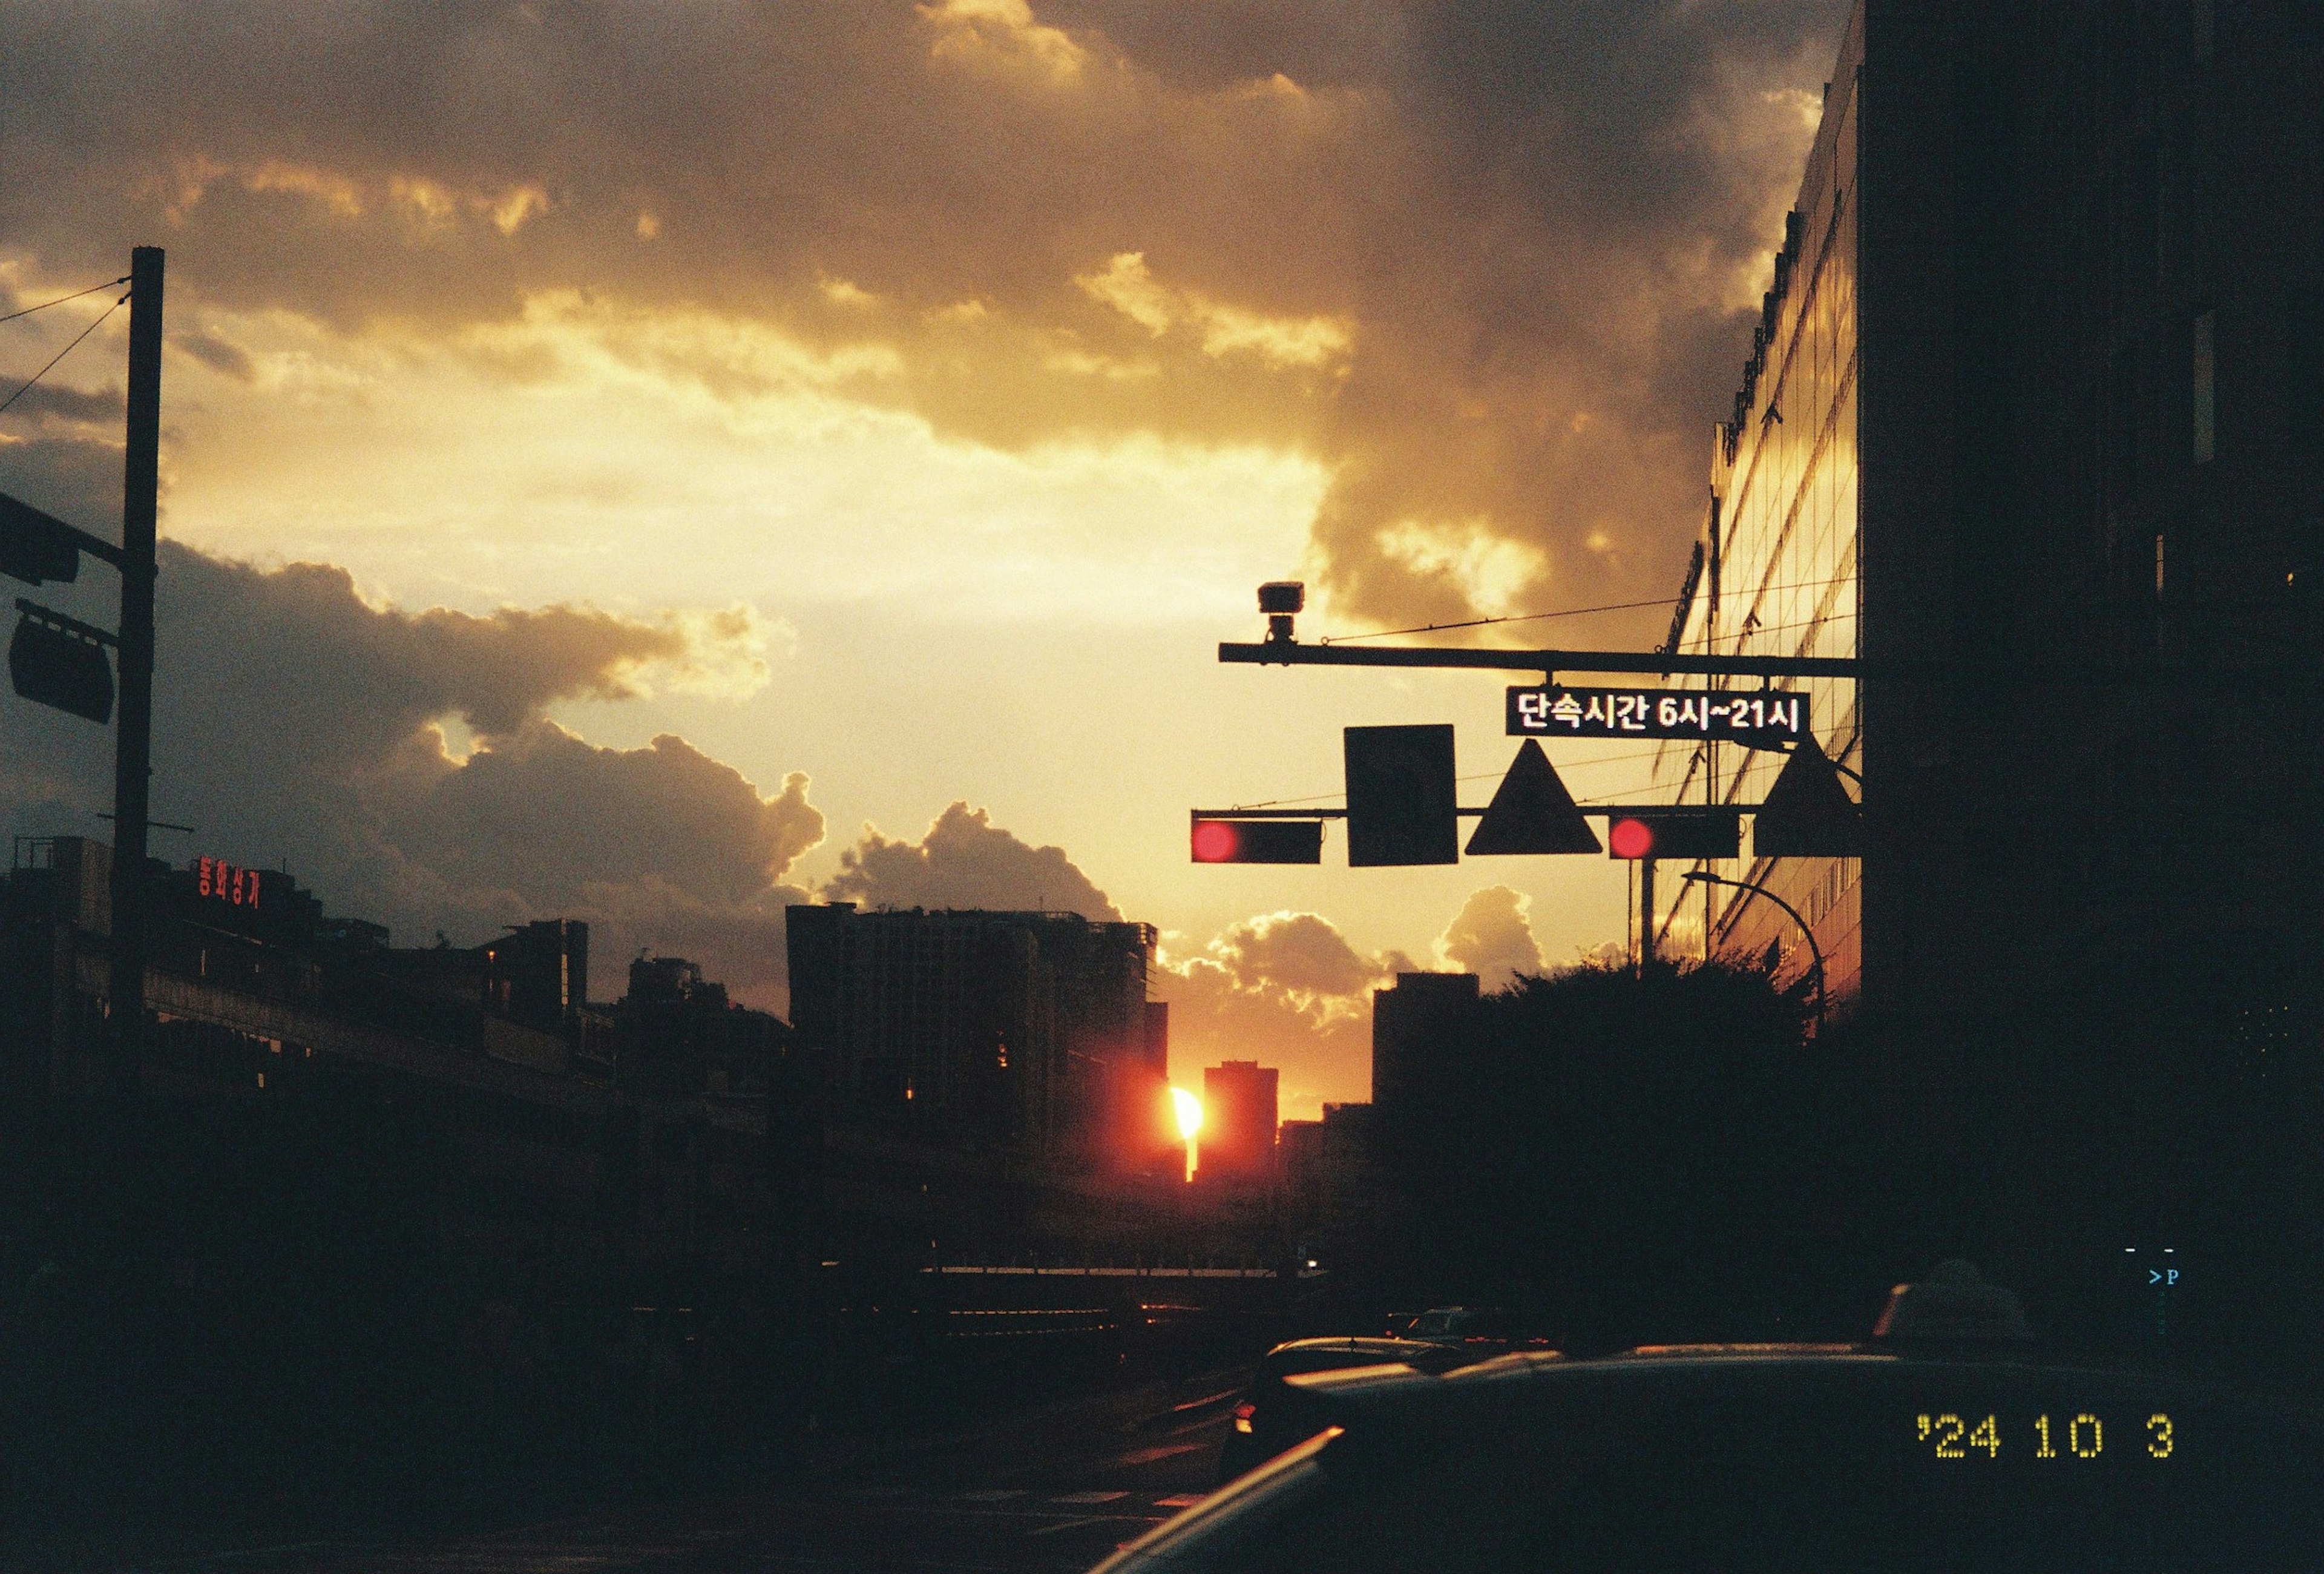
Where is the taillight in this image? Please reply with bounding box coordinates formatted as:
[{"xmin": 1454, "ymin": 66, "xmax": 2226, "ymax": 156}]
[{"xmin": 1232, "ymin": 1401, "xmax": 1256, "ymax": 1434}]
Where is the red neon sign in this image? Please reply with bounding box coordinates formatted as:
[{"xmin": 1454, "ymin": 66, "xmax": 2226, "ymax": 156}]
[{"xmin": 196, "ymin": 855, "xmax": 263, "ymax": 910}]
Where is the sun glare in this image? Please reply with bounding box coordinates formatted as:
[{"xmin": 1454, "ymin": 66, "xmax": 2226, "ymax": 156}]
[{"xmin": 1170, "ymin": 1086, "xmax": 1203, "ymax": 1141}]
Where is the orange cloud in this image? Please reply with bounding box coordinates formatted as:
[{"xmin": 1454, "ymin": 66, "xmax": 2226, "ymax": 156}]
[{"xmin": 2, "ymin": 0, "xmax": 1837, "ymax": 633}]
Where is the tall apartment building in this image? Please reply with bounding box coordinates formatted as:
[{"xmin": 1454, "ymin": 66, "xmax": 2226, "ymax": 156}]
[
  {"xmin": 1650, "ymin": 0, "xmax": 2324, "ymax": 1057},
  {"xmin": 784, "ymin": 903, "xmax": 1168, "ymax": 1170},
  {"xmin": 1198, "ymin": 1059, "xmax": 1279, "ymax": 1184}
]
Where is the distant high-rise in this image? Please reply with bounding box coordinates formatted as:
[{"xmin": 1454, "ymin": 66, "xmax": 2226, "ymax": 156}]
[
  {"xmin": 1198, "ymin": 1059, "xmax": 1279, "ymax": 1184},
  {"xmin": 785, "ymin": 903, "xmax": 1160, "ymax": 1166}
]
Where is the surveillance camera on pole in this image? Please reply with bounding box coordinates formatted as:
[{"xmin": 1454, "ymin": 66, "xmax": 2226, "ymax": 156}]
[{"xmin": 1258, "ymin": 581, "xmax": 1304, "ymax": 644}]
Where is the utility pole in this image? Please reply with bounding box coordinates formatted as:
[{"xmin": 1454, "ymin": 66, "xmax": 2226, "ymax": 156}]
[
  {"xmin": 107, "ymin": 246, "xmax": 162, "ymax": 1101},
  {"xmin": 1638, "ymin": 855, "xmax": 1656, "ymax": 972}
]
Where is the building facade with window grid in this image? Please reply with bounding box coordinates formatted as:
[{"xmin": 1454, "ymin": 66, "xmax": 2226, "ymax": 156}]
[
  {"xmin": 1653, "ymin": 0, "xmax": 2324, "ymax": 1061},
  {"xmin": 1650, "ymin": 5, "xmax": 1863, "ymax": 1009}
]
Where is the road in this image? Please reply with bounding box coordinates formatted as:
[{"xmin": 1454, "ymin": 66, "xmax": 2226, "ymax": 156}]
[{"xmin": 125, "ymin": 1371, "xmax": 1249, "ymax": 1574}]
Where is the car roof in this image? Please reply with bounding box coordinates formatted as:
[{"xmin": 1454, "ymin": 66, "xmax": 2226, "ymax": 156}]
[
  {"xmin": 1105, "ymin": 1349, "xmax": 2324, "ymax": 1573},
  {"xmin": 1281, "ymin": 1344, "xmax": 2324, "ymax": 1419},
  {"xmin": 1268, "ymin": 1335, "xmax": 1445, "ymax": 1357}
]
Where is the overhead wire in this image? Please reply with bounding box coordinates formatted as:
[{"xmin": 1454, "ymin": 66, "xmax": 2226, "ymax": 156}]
[
  {"xmin": 0, "ymin": 275, "xmax": 131, "ymax": 326},
  {"xmin": 1318, "ymin": 573, "xmax": 1861, "ymax": 645},
  {"xmin": 1223, "ymin": 745, "xmax": 1698, "ymax": 812},
  {"xmin": 0, "ymin": 289, "xmax": 130, "ymax": 420}
]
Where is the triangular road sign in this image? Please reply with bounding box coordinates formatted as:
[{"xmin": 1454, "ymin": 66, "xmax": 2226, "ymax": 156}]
[
  {"xmin": 1753, "ymin": 733, "xmax": 1862, "ymax": 858},
  {"xmin": 1465, "ymin": 739, "xmax": 1603, "ymax": 855}
]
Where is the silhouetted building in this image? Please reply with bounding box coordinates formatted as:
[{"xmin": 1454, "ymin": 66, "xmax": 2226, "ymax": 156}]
[
  {"xmin": 0, "ymin": 835, "xmax": 822, "ymax": 1500},
  {"xmin": 484, "ymin": 919, "xmax": 588, "ymax": 1036},
  {"xmin": 1650, "ymin": 0, "xmax": 2324, "ymax": 1052},
  {"xmin": 1371, "ymin": 972, "xmax": 1480, "ymax": 1130},
  {"xmin": 616, "ymin": 953, "xmax": 792, "ymax": 1096},
  {"xmin": 1198, "ymin": 1060, "xmax": 1278, "ymax": 1185},
  {"xmin": 1282, "ymin": 1101, "xmax": 1386, "ymax": 1263},
  {"xmin": 785, "ymin": 903, "xmax": 1161, "ymax": 1168},
  {"xmin": 1278, "ymin": 1118, "xmax": 1323, "ymax": 1188}
]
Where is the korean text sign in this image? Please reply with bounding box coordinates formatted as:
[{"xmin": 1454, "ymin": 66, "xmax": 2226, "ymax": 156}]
[{"xmin": 1506, "ymin": 686, "xmax": 1809, "ymax": 748}]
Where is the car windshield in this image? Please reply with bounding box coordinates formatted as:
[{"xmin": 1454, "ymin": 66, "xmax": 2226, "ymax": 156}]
[{"xmin": 1163, "ymin": 1364, "xmax": 2324, "ymax": 1573}]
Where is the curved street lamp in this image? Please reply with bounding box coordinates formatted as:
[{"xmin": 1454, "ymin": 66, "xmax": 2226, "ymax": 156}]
[{"xmin": 1681, "ymin": 869, "xmax": 1826, "ymax": 1033}]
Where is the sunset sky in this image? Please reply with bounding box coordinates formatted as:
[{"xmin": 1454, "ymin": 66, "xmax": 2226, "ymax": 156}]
[{"xmin": 0, "ymin": 0, "xmax": 1839, "ymax": 1118}]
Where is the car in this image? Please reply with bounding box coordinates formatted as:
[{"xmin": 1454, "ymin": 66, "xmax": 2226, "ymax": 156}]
[
  {"xmin": 1106, "ymin": 1264, "xmax": 2324, "ymax": 1573},
  {"xmin": 1398, "ymin": 1305, "xmax": 1551, "ymax": 1352},
  {"xmin": 1216, "ymin": 1335, "xmax": 1501, "ymax": 1483}
]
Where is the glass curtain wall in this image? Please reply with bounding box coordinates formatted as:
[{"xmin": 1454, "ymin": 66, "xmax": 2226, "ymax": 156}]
[{"xmin": 1651, "ymin": 8, "xmax": 1863, "ymax": 1008}]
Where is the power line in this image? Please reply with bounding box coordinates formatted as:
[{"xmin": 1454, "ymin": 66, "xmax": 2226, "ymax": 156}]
[
  {"xmin": 1323, "ymin": 594, "xmax": 1690, "ymax": 644},
  {"xmin": 1224, "ymin": 745, "xmax": 1679, "ymax": 811},
  {"xmin": 0, "ymin": 275, "xmax": 131, "ymax": 326},
  {"xmin": 1319, "ymin": 574, "xmax": 1860, "ymax": 645},
  {"xmin": 0, "ymin": 290, "xmax": 130, "ymax": 420}
]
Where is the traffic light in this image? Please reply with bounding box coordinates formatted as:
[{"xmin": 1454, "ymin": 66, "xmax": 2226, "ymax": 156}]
[
  {"xmin": 10, "ymin": 601, "xmax": 114, "ymax": 723},
  {"xmin": 0, "ymin": 493, "xmax": 82, "ymax": 586},
  {"xmin": 1190, "ymin": 817, "xmax": 1324, "ymax": 864},
  {"xmin": 1344, "ymin": 724, "xmax": 1458, "ymax": 866},
  {"xmin": 1604, "ymin": 809, "xmax": 1739, "ymax": 861}
]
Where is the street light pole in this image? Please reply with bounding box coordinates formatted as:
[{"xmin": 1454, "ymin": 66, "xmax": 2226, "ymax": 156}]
[
  {"xmin": 1681, "ymin": 869, "xmax": 1825, "ymax": 1033},
  {"xmin": 106, "ymin": 246, "xmax": 162, "ymax": 1101}
]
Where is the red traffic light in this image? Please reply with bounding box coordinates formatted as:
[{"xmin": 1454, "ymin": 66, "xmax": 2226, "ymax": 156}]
[
  {"xmin": 1604, "ymin": 810, "xmax": 1739, "ymax": 860},
  {"xmin": 1190, "ymin": 817, "xmax": 1324, "ymax": 864}
]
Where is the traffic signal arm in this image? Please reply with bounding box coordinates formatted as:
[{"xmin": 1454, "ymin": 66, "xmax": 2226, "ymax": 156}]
[
  {"xmin": 1187, "ymin": 806, "xmax": 1774, "ymax": 820},
  {"xmin": 1219, "ymin": 639, "xmax": 1861, "ymax": 682}
]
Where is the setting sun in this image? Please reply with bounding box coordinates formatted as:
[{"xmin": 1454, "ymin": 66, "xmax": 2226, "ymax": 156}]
[{"xmin": 1170, "ymin": 1087, "xmax": 1204, "ymax": 1142}]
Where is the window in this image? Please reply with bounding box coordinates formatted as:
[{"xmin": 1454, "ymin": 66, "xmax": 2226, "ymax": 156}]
[{"xmin": 2192, "ymin": 311, "xmax": 2216, "ymax": 464}]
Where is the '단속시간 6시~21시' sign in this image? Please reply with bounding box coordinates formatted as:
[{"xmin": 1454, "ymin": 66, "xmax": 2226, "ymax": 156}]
[{"xmin": 1506, "ymin": 686, "xmax": 1810, "ymax": 748}]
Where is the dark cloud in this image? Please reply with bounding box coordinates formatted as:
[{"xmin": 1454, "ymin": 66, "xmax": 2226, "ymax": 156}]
[
  {"xmin": 169, "ymin": 328, "xmax": 256, "ymax": 381},
  {"xmin": 0, "ymin": 535, "xmax": 812, "ymax": 1007},
  {"xmin": 392, "ymin": 726, "xmax": 823, "ymax": 912},
  {"xmin": 0, "ymin": 0, "xmax": 1838, "ymax": 628},
  {"xmin": 824, "ymin": 802, "xmax": 1121, "ymax": 920},
  {"xmin": 154, "ymin": 542, "xmax": 704, "ymax": 757},
  {"xmin": 0, "ymin": 430, "xmax": 122, "ymax": 525},
  {"xmin": 0, "ymin": 380, "xmax": 123, "ymax": 426}
]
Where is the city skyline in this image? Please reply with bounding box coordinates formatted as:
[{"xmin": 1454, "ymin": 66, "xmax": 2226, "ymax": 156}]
[{"xmin": 0, "ymin": 1, "xmax": 1845, "ymax": 1116}]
